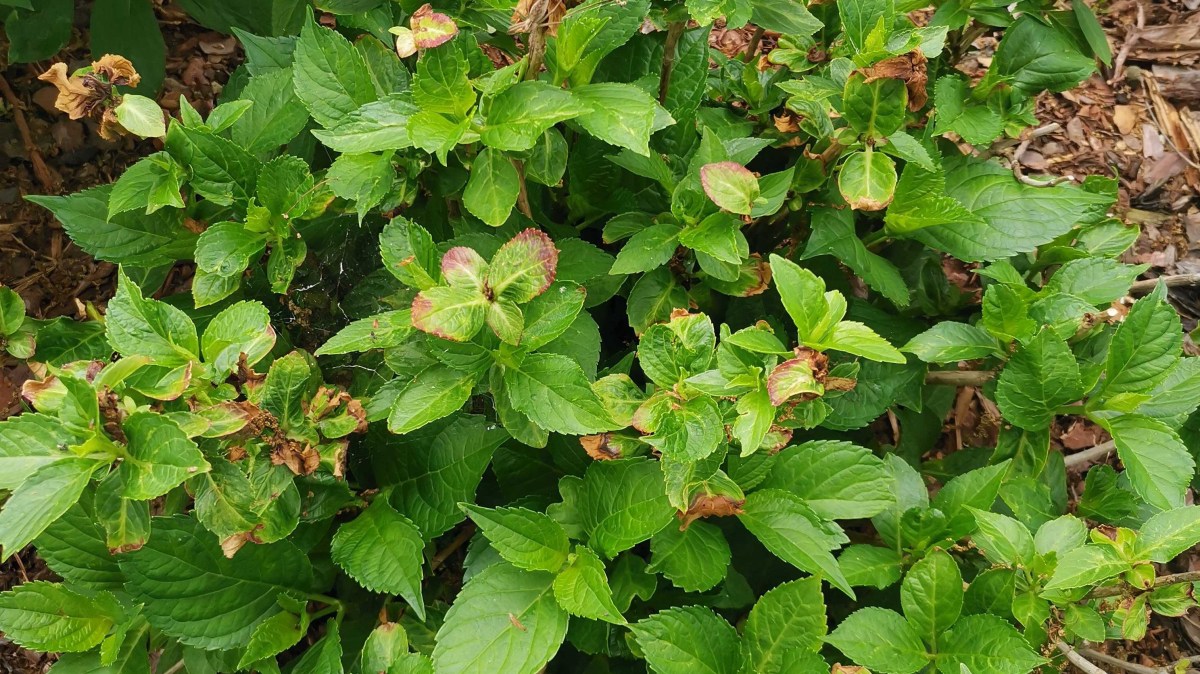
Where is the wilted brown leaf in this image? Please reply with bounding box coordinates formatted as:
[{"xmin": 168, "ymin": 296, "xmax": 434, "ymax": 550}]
[{"xmin": 859, "ymin": 51, "xmax": 928, "ymax": 111}]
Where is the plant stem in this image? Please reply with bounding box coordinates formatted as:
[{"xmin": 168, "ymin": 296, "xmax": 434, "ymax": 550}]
[
  {"xmin": 1064, "ymin": 440, "xmax": 1116, "ymax": 469},
  {"xmin": 0, "ymin": 73, "xmax": 55, "ymax": 191},
  {"xmin": 1129, "ymin": 273, "xmax": 1200, "ymax": 296},
  {"xmin": 742, "ymin": 26, "xmax": 765, "ymax": 62},
  {"xmin": 308, "ymin": 592, "xmax": 343, "ymax": 608},
  {"xmin": 659, "ymin": 21, "xmax": 686, "ymax": 105},
  {"xmin": 431, "ymin": 522, "xmax": 477, "ymax": 571},
  {"xmin": 861, "ymin": 230, "xmax": 889, "ymax": 248},
  {"xmin": 1057, "ymin": 641, "xmax": 1110, "ymax": 674},
  {"xmin": 1076, "ymin": 647, "xmax": 1196, "ymax": 674},
  {"xmin": 924, "ymin": 370, "xmax": 996, "ymax": 386},
  {"xmin": 160, "ymin": 661, "xmax": 186, "ymax": 674},
  {"xmin": 1085, "ymin": 570, "xmax": 1200, "ymax": 599},
  {"xmin": 522, "ymin": 0, "xmax": 550, "ymax": 81},
  {"xmin": 513, "ymin": 158, "xmax": 533, "ymax": 218}
]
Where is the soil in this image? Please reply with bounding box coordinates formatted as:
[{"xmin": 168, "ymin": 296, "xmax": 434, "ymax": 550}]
[{"xmin": 2, "ymin": 1, "xmax": 1200, "ymax": 672}]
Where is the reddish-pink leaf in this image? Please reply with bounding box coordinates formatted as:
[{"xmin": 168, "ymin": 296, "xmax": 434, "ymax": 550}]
[
  {"xmin": 410, "ymin": 4, "xmax": 459, "ymax": 50},
  {"xmin": 700, "ymin": 162, "xmax": 760, "ymax": 216},
  {"xmin": 766, "ymin": 357, "xmax": 824, "ymax": 406},
  {"xmin": 411, "ymin": 286, "xmax": 487, "ymax": 341},
  {"xmin": 484, "ymin": 228, "xmax": 558, "ymax": 303},
  {"xmin": 441, "ymin": 246, "xmax": 488, "ymax": 291}
]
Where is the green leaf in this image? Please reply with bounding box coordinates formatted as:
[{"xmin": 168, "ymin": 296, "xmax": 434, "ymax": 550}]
[
  {"xmin": 0, "ymin": 582, "xmax": 121, "ymax": 652},
  {"xmin": 750, "ymin": 0, "xmax": 822, "ymax": 36},
  {"xmin": 165, "ymin": 125, "xmax": 261, "ymax": 206},
  {"xmin": 114, "ymin": 94, "xmax": 165, "ymax": 138},
  {"xmin": 34, "ymin": 502, "xmax": 124, "ymax": 591},
  {"xmin": 107, "ymin": 152, "xmax": 185, "ymax": 218},
  {"xmin": 1102, "ymin": 284, "xmax": 1181, "ymax": 396},
  {"xmin": 380, "ymin": 415, "xmax": 507, "ymax": 540},
  {"xmin": 572, "ymin": 83, "xmax": 674, "ymax": 156},
  {"xmin": 611, "ymin": 223, "xmax": 683, "ymax": 275},
  {"xmin": 817, "ymin": 321, "xmax": 906, "ymax": 363},
  {"xmin": 0, "ymin": 413, "xmax": 72, "ymax": 491},
  {"xmin": 884, "ymin": 161, "xmax": 985, "ymax": 236},
  {"xmin": 1047, "ymin": 258, "xmax": 1144, "ymax": 306},
  {"xmin": 982, "ymin": 284, "xmax": 1036, "ymax": 343},
  {"xmin": 910, "ymin": 155, "xmax": 1111, "ymax": 262},
  {"xmin": 316, "ymin": 310, "xmax": 412, "ymax": 356},
  {"xmin": 0, "ymin": 287, "xmax": 24, "ymax": 338},
  {"xmin": 0, "ymin": 458, "xmax": 100, "ymax": 561},
  {"xmin": 801, "ymin": 207, "xmax": 908, "ymax": 307},
  {"xmin": 292, "ymin": 14, "xmax": 377, "ymax": 127},
  {"xmin": 463, "ymin": 148, "xmax": 520, "ymax": 228},
  {"xmin": 1042, "ymin": 544, "xmax": 1129, "ymax": 591},
  {"xmin": 649, "ymin": 521, "xmax": 730, "ymax": 592},
  {"xmin": 94, "ymin": 472, "xmax": 151, "ymax": 554},
  {"xmin": 742, "ymin": 577, "xmax": 826, "ymax": 671},
  {"xmin": 120, "ymin": 515, "xmax": 312, "ymax": 650},
  {"xmin": 931, "ymin": 461, "xmax": 1009, "ymax": 539},
  {"xmin": 577, "ymin": 458, "xmax": 674, "ymax": 558},
  {"xmin": 995, "ymin": 328, "xmax": 1081, "ymax": 430},
  {"xmin": 381, "ymin": 217, "xmax": 440, "ymax": 289},
  {"xmin": 524, "ymin": 128, "xmax": 568, "ymax": 187},
  {"xmin": 990, "ymin": 14, "xmax": 1095, "ymax": 94},
  {"xmin": 839, "ymin": 149, "xmax": 897, "ymax": 211},
  {"xmin": 680, "ymin": 212, "xmax": 750, "ymax": 264},
  {"xmin": 521, "ymin": 283, "xmax": 586, "ymax": 351},
  {"xmin": 969, "ymin": 509, "xmax": 1035, "ymax": 568},
  {"xmin": 700, "ymin": 162, "xmax": 759, "ymax": 215},
  {"xmin": 505, "ymin": 353, "xmax": 615, "ymax": 435},
  {"xmin": 1136, "ymin": 506, "xmax": 1200, "ymax": 563},
  {"xmin": 331, "ymin": 498, "xmax": 425, "ymax": 619},
  {"xmin": 202, "ymin": 300, "xmax": 276, "ymax": 376},
  {"xmin": 195, "ymin": 222, "xmax": 265, "ymax": 281},
  {"xmin": 481, "ymin": 82, "xmax": 591, "ymax": 151},
  {"xmin": 935, "ymin": 614, "xmax": 1046, "ymax": 674},
  {"xmin": 844, "ymin": 74, "xmax": 906, "ymax": 139},
  {"xmin": 1107, "ymin": 413, "xmax": 1194, "ymax": 511},
  {"xmin": 839, "ymin": 544, "xmax": 903, "ymax": 589},
  {"xmin": 387, "ymin": 363, "xmax": 478, "ymax": 434},
  {"xmin": 27, "ymin": 186, "xmax": 195, "ymax": 267},
  {"xmin": 738, "ymin": 489, "xmax": 853, "ymax": 597},
  {"xmin": 411, "ymin": 286, "xmax": 488, "ymax": 342},
  {"xmin": 239, "ymin": 605, "xmax": 308, "ymax": 669},
  {"xmin": 631, "ymin": 606, "xmax": 741, "ymax": 674},
  {"xmin": 1136, "ymin": 357, "xmax": 1200, "ymax": 424},
  {"xmin": 929, "ymin": 75, "xmax": 1004, "ymax": 145},
  {"xmin": 413, "ymin": 40, "xmax": 475, "ymax": 119},
  {"xmin": 462, "ymin": 505, "xmax": 570, "ymax": 573},
  {"xmin": 552, "ymin": 545, "xmax": 625, "ymax": 624},
  {"xmin": 327, "ymin": 151, "xmax": 394, "ymax": 221},
  {"xmin": 761, "ymin": 441, "xmax": 894, "ymax": 520},
  {"xmin": 903, "ymin": 322, "xmax": 999, "ymax": 363},
  {"xmin": 432, "ymin": 563, "xmax": 568, "ymax": 674},
  {"xmin": 232, "ymin": 68, "xmax": 311, "ymax": 155},
  {"xmin": 292, "ymin": 620, "xmax": 343, "ymax": 674},
  {"xmin": 192, "ymin": 459, "xmax": 299, "ymax": 549},
  {"xmin": 117, "ymin": 412, "xmax": 210, "ymax": 500},
  {"xmin": 826, "ymin": 607, "xmax": 929, "ymax": 674},
  {"xmin": 900, "ymin": 549, "xmax": 962, "ymax": 646},
  {"xmin": 312, "ymin": 97, "xmax": 418, "ymax": 153},
  {"xmin": 1072, "ymin": 0, "xmax": 1112, "ymax": 65},
  {"xmin": 768, "ymin": 254, "xmax": 827, "ymax": 341}
]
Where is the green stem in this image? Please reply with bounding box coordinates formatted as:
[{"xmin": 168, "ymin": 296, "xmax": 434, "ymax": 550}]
[
  {"xmin": 1085, "ymin": 569, "xmax": 1200, "ymax": 599},
  {"xmin": 308, "ymin": 593, "xmax": 343, "ymax": 609},
  {"xmin": 659, "ymin": 21, "xmax": 686, "ymax": 105},
  {"xmin": 861, "ymin": 230, "xmax": 889, "ymax": 248}
]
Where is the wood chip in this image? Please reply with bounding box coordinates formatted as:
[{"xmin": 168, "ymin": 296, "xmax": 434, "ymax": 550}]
[{"xmin": 1113, "ymin": 104, "xmax": 1138, "ymax": 134}]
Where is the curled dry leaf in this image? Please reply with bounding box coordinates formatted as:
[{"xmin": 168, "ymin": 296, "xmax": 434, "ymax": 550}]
[
  {"xmin": 859, "ymin": 51, "xmax": 928, "ymax": 111},
  {"xmin": 679, "ymin": 493, "xmax": 746, "ymax": 530}
]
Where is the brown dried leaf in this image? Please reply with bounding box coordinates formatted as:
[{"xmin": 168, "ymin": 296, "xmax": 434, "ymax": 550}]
[
  {"xmin": 37, "ymin": 63, "xmax": 94, "ymax": 120},
  {"xmin": 678, "ymin": 493, "xmax": 745, "ymax": 529},
  {"xmin": 859, "ymin": 51, "xmax": 928, "ymax": 111},
  {"xmin": 93, "ymin": 54, "xmax": 141, "ymax": 88}
]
